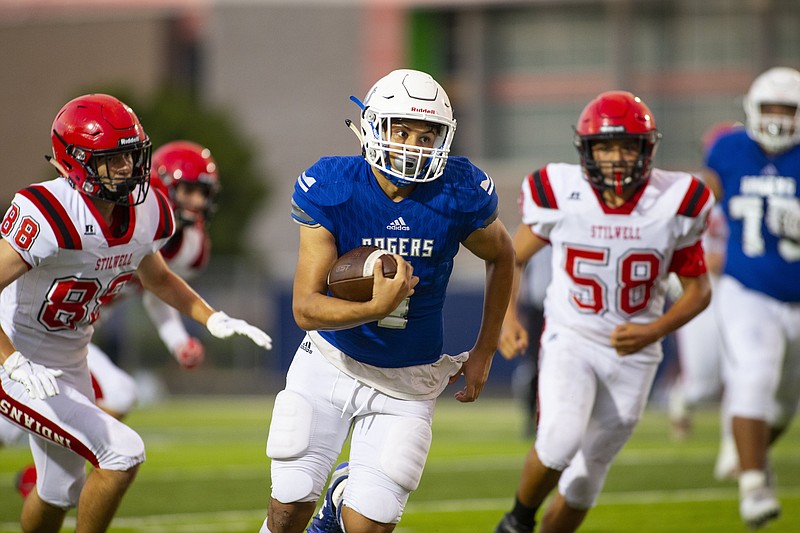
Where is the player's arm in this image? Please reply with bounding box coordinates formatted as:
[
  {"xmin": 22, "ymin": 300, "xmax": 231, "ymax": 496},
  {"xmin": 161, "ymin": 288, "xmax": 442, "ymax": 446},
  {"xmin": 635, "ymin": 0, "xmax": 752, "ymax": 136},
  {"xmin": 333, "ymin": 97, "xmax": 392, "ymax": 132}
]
[
  {"xmin": 137, "ymin": 252, "xmax": 271, "ymax": 349},
  {"xmin": 292, "ymin": 224, "xmax": 417, "ymax": 331},
  {"xmin": 137, "ymin": 251, "xmax": 215, "ymax": 325},
  {"xmin": 0, "ymin": 239, "xmax": 63, "ymax": 398},
  {"xmin": 0, "ymin": 240, "xmax": 31, "ymax": 362},
  {"xmin": 449, "ymin": 218, "xmax": 515, "ymax": 403},
  {"xmin": 611, "ymin": 272, "xmax": 711, "ymax": 356},
  {"xmin": 498, "ymin": 224, "xmax": 550, "ymax": 360},
  {"xmin": 142, "ymin": 291, "xmax": 204, "ymax": 368}
]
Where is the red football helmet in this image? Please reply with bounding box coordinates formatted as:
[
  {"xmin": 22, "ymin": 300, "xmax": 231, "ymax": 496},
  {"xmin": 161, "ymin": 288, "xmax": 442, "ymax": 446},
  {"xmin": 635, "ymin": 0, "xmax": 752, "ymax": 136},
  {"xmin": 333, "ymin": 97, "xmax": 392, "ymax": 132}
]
[
  {"xmin": 151, "ymin": 140, "xmax": 220, "ymax": 226},
  {"xmin": 574, "ymin": 91, "xmax": 661, "ymax": 194},
  {"xmin": 50, "ymin": 94, "xmax": 151, "ymax": 205}
]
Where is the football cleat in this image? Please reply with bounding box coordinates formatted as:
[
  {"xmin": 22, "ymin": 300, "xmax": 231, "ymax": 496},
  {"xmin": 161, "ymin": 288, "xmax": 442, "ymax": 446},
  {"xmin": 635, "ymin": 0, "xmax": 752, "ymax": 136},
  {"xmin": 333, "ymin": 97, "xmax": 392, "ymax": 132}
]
[
  {"xmin": 15, "ymin": 464, "xmax": 37, "ymax": 499},
  {"xmin": 307, "ymin": 462, "xmax": 349, "ymax": 533},
  {"xmin": 495, "ymin": 512, "xmax": 534, "ymax": 533},
  {"xmin": 739, "ymin": 470, "xmax": 781, "ymax": 529}
]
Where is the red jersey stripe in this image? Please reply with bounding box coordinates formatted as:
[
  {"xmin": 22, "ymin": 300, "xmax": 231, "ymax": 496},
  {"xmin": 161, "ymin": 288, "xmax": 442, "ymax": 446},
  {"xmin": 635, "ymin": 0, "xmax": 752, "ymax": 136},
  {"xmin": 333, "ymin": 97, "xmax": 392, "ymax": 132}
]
[
  {"xmin": 19, "ymin": 186, "xmax": 82, "ymax": 250},
  {"xmin": 0, "ymin": 382, "xmax": 99, "ymax": 467},
  {"xmin": 526, "ymin": 168, "xmax": 559, "ymax": 209},
  {"xmin": 152, "ymin": 188, "xmax": 175, "ymax": 241},
  {"xmin": 677, "ymin": 177, "xmax": 711, "ymax": 218}
]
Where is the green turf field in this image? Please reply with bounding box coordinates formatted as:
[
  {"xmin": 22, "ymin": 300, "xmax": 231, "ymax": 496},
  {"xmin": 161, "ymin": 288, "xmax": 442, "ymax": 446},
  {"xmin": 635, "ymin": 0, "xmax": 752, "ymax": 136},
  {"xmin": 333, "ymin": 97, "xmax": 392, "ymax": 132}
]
[{"xmin": 1, "ymin": 395, "xmax": 798, "ymax": 532}]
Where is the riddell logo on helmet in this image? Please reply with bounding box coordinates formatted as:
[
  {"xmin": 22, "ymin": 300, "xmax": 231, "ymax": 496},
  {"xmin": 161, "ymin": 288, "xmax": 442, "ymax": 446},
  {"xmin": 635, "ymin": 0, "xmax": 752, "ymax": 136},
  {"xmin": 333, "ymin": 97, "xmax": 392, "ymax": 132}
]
[
  {"xmin": 118, "ymin": 136, "xmax": 140, "ymax": 146},
  {"xmin": 411, "ymin": 107, "xmax": 437, "ymax": 115}
]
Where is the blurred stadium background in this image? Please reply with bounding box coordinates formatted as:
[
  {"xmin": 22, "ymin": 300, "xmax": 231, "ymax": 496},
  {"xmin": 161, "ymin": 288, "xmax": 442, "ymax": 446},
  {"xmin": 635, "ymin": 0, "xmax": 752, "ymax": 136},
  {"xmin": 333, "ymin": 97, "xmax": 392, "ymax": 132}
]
[{"xmin": 0, "ymin": 0, "xmax": 797, "ymax": 399}]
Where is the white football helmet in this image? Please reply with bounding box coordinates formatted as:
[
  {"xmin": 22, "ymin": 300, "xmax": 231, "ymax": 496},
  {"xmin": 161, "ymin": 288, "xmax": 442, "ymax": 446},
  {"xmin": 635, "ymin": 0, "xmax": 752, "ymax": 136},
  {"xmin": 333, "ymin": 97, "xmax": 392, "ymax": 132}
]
[
  {"xmin": 356, "ymin": 69, "xmax": 456, "ymax": 184},
  {"xmin": 744, "ymin": 66, "xmax": 800, "ymax": 154}
]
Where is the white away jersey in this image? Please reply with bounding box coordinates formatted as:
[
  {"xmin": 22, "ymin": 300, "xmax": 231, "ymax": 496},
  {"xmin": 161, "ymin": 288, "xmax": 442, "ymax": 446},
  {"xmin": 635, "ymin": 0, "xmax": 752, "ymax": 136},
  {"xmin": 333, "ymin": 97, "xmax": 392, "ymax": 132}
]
[
  {"xmin": 159, "ymin": 222, "xmax": 210, "ymax": 280},
  {"xmin": 0, "ymin": 178, "xmax": 175, "ymax": 368},
  {"xmin": 520, "ymin": 163, "xmax": 713, "ymax": 356}
]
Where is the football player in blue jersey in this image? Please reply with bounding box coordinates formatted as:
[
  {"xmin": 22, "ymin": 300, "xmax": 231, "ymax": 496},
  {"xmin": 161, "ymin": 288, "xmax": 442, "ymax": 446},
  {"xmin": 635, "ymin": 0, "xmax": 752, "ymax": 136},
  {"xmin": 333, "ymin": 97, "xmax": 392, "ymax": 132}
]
[
  {"xmin": 259, "ymin": 69, "xmax": 514, "ymax": 533},
  {"xmin": 705, "ymin": 66, "xmax": 800, "ymax": 530}
]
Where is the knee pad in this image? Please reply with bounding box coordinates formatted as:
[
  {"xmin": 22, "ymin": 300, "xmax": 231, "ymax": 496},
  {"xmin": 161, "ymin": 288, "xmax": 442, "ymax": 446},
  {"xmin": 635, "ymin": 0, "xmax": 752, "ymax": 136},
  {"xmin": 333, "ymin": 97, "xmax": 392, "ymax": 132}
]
[
  {"xmin": 95, "ymin": 419, "xmax": 145, "ymax": 471},
  {"xmin": 34, "ymin": 442, "xmax": 87, "ymax": 509},
  {"xmin": 535, "ymin": 428, "xmax": 581, "ymax": 471},
  {"xmin": 560, "ymin": 455, "xmax": 612, "ymax": 509},
  {"xmin": 38, "ymin": 476, "xmax": 84, "ymax": 510},
  {"xmin": 267, "ymin": 390, "xmax": 313, "ymax": 459},
  {"xmin": 380, "ymin": 417, "xmax": 432, "ymax": 491},
  {"xmin": 270, "ymin": 466, "xmax": 316, "ymax": 504},
  {"xmin": 345, "ymin": 485, "xmax": 405, "ymax": 525}
]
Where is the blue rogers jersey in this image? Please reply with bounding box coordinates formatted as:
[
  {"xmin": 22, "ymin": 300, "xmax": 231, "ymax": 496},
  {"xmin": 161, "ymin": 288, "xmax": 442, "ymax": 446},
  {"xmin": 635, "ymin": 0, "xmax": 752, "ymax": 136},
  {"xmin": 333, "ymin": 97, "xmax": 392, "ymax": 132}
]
[
  {"xmin": 706, "ymin": 129, "xmax": 800, "ymax": 302},
  {"xmin": 291, "ymin": 155, "xmax": 498, "ymax": 367}
]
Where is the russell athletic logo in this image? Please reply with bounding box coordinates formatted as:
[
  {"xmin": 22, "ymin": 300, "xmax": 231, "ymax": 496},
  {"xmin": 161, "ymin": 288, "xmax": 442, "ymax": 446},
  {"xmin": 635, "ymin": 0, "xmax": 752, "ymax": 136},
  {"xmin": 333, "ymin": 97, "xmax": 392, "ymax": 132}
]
[{"xmin": 386, "ymin": 217, "xmax": 410, "ymax": 231}]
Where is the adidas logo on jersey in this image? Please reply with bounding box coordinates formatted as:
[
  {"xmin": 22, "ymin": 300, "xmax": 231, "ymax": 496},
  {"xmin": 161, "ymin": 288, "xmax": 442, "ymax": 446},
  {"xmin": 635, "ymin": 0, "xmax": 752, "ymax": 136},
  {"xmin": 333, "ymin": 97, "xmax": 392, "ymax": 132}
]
[
  {"xmin": 300, "ymin": 340, "xmax": 313, "ymax": 354},
  {"xmin": 386, "ymin": 217, "xmax": 410, "ymax": 231}
]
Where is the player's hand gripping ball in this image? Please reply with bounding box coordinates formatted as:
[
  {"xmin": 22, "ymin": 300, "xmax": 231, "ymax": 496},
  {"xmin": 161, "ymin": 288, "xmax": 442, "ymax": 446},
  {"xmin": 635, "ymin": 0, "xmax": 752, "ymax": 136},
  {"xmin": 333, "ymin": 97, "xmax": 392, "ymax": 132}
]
[{"xmin": 327, "ymin": 245, "xmax": 398, "ymax": 302}]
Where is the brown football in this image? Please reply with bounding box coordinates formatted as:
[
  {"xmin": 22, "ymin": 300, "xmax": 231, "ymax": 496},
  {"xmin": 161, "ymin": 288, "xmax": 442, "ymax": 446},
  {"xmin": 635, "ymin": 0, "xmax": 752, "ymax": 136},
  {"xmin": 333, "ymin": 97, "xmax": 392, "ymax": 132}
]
[{"xmin": 327, "ymin": 245, "xmax": 398, "ymax": 302}]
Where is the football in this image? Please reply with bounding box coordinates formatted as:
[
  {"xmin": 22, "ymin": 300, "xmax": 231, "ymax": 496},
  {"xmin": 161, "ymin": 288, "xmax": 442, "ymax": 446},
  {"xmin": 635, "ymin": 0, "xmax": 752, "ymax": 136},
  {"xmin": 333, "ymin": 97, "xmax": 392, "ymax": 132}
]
[{"xmin": 327, "ymin": 245, "xmax": 398, "ymax": 302}]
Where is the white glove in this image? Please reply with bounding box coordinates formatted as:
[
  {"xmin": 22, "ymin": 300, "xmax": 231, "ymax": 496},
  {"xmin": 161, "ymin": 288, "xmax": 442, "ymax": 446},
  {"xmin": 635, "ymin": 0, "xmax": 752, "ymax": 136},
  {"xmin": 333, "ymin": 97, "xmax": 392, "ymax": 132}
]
[
  {"xmin": 2, "ymin": 351, "xmax": 63, "ymax": 400},
  {"xmin": 173, "ymin": 337, "xmax": 205, "ymax": 369},
  {"xmin": 206, "ymin": 311, "xmax": 272, "ymax": 350},
  {"xmin": 766, "ymin": 196, "xmax": 800, "ymax": 241},
  {"xmin": 665, "ymin": 272, "xmax": 684, "ymax": 302}
]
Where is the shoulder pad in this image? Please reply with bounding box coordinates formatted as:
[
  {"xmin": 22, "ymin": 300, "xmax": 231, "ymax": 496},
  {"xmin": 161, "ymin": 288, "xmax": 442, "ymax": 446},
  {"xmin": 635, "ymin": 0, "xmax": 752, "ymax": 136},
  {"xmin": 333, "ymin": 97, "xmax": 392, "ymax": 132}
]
[
  {"xmin": 294, "ymin": 156, "xmax": 359, "ymax": 207},
  {"xmin": 678, "ymin": 176, "xmax": 712, "ymax": 218}
]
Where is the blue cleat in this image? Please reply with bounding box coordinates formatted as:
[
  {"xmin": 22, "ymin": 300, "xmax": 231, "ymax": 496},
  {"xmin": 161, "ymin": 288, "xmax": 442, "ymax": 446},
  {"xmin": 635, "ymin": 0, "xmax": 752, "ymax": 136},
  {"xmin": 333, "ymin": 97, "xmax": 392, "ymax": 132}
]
[{"xmin": 308, "ymin": 462, "xmax": 349, "ymax": 533}]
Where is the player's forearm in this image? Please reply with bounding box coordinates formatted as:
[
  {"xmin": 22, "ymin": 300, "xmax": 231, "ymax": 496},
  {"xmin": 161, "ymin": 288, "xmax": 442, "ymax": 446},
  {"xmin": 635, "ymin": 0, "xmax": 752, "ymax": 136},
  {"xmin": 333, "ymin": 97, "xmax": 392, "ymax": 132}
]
[
  {"xmin": 652, "ymin": 274, "xmax": 712, "ymax": 339},
  {"xmin": 472, "ymin": 245, "xmax": 516, "ymax": 355},
  {"xmin": 0, "ymin": 329, "xmax": 17, "ymax": 363},
  {"xmin": 143, "ymin": 271, "xmax": 215, "ymax": 326},
  {"xmin": 142, "ymin": 291, "xmax": 191, "ymax": 351},
  {"xmin": 293, "ymin": 293, "xmax": 389, "ymax": 331},
  {"xmin": 504, "ymin": 262, "xmax": 526, "ymax": 322}
]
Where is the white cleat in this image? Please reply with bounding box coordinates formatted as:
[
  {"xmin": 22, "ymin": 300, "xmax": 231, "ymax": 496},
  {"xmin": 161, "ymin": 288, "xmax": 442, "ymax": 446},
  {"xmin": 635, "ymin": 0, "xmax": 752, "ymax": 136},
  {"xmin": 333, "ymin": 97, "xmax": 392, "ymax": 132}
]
[{"xmin": 739, "ymin": 470, "xmax": 781, "ymax": 529}]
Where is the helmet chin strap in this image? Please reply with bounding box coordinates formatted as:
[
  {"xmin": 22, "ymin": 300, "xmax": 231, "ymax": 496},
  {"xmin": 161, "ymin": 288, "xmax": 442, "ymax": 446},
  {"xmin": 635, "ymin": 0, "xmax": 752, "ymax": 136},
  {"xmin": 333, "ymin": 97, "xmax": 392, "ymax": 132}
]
[
  {"xmin": 44, "ymin": 155, "xmax": 69, "ymax": 177},
  {"xmin": 381, "ymin": 166, "xmax": 415, "ymax": 188},
  {"xmin": 344, "ymin": 119, "xmax": 362, "ymax": 143}
]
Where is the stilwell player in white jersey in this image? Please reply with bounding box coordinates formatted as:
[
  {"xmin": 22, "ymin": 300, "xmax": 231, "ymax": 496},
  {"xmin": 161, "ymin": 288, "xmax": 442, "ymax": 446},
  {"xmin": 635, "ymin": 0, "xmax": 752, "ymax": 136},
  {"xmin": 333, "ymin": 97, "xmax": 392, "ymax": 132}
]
[
  {"xmin": 1, "ymin": 141, "xmax": 223, "ymax": 496},
  {"xmin": 260, "ymin": 69, "xmax": 514, "ymax": 533},
  {"xmin": 495, "ymin": 91, "xmax": 713, "ymax": 533},
  {"xmin": 1, "ymin": 140, "xmax": 221, "ymax": 435},
  {"xmin": 0, "ymin": 94, "xmax": 271, "ymax": 533},
  {"xmin": 705, "ymin": 66, "xmax": 800, "ymax": 529}
]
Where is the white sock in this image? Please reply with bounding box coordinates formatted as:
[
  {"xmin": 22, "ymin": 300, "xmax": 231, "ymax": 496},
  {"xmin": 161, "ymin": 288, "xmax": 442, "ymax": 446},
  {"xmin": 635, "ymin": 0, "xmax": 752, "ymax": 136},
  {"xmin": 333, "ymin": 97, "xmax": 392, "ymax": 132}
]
[{"xmin": 259, "ymin": 516, "xmax": 272, "ymax": 533}]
